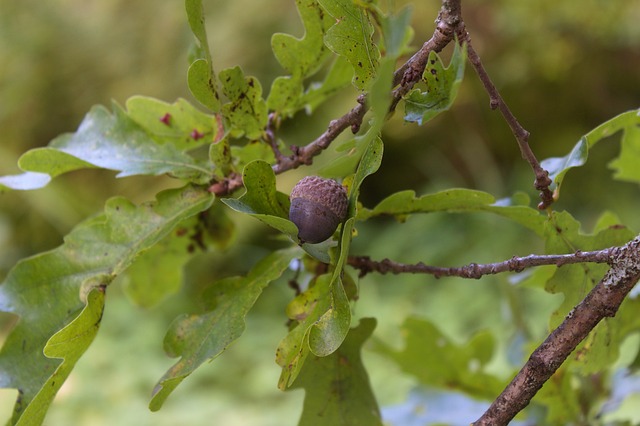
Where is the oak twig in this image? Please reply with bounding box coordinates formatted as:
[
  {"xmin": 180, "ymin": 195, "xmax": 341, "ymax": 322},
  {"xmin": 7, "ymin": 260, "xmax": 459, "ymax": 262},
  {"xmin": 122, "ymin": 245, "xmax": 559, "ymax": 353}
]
[
  {"xmin": 348, "ymin": 248, "xmax": 613, "ymax": 279},
  {"xmin": 456, "ymin": 28, "xmax": 554, "ymax": 209},
  {"xmin": 265, "ymin": 112, "xmax": 285, "ymax": 162}
]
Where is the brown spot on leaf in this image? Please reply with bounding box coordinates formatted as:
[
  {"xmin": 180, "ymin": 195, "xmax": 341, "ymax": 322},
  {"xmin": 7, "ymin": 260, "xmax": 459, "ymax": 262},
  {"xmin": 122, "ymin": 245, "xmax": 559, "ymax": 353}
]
[
  {"xmin": 190, "ymin": 129, "xmax": 204, "ymax": 140},
  {"xmin": 159, "ymin": 113, "xmax": 171, "ymax": 125}
]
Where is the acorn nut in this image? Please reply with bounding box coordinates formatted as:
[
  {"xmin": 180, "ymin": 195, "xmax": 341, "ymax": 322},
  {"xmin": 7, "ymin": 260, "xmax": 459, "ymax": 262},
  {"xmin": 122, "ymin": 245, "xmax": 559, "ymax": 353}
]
[{"xmin": 289, "ymin": 176, "xmax": 348, "ymax": 244}]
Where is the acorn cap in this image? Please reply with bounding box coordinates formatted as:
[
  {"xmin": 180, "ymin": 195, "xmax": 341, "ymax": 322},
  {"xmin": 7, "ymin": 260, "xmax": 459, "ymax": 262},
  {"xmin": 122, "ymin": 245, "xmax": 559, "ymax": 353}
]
[{"xmin": 290, "ymin": 176, "xmax": 348, "ymax": 219}]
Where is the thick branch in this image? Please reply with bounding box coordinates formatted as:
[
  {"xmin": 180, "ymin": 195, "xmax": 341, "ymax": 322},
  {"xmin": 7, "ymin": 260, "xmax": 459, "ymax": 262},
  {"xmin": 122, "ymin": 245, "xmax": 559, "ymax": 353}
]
[
  {"xmin": 348, "ymin": 249, "xmax": 613, "ymax": 279},
  {"xmin": 473, "ymin": 235, "xmax": 640, "ymax": 426}
]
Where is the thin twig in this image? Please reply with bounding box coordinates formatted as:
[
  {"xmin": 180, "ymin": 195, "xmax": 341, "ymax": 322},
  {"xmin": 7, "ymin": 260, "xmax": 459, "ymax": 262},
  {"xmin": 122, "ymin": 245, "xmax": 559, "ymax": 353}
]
[
  {"xmin": 265, "ymin": 112, "xmax": 285, "ymax": 161},
  {"xmin": 456, "ymin": 27, "xmax": 554, "ymax": 210},
  {"xmin": 348, "ymin": 248, "xmax": 614, "ymax": 279},
  {"xmin": 473, "ymin": 236, "xmax": 640, "ymax": 426},
  {"xmin": 272, "ymin": 94, "xmax": 368, "ymax": 174}
]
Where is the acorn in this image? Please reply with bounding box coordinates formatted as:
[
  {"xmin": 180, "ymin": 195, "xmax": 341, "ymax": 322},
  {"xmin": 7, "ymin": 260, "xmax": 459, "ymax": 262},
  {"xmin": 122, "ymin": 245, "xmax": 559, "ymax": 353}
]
[{"xmin": 289, "ymin": 176, "xmax": 348, "ymax": 244}]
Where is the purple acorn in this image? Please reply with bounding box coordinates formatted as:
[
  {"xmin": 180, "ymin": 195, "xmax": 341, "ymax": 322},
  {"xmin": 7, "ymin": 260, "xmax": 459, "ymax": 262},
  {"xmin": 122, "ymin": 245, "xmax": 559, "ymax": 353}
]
[{"xmin": 289, "ymin": 176, "xmax": 348, "ymax": 244}]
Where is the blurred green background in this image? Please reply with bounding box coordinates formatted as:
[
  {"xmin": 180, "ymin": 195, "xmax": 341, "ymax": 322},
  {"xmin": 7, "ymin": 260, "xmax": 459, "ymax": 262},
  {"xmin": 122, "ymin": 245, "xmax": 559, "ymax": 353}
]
[{"xmin": 1, "ymin": 0, "xmax": 639, "ymax": 424}]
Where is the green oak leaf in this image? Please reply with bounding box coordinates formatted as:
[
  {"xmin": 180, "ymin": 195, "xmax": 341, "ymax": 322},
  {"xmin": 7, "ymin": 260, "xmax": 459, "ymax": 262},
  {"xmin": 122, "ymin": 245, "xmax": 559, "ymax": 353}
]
[
  {"xmin": 28, "ymin": 288, "xmax": 105, "ymax": 426},
  {"xmin": 209, "ymin": 136, "xmax": 232, "ymax": 179},
  {"xmin": 543, "ymin": 210, "xmax": 634, "ymax": 312},
  {"xmin": 377, "ymin": 6, "xmax": 413, "ymax": 58},
  {"xmin": 542, "ymin": 210, "xmax": 634, "ymax": 374},
  {"xmin": 122, "ymin": 231, "xmax": 190, "ymax": 308},
  {"xmin": 374, "ymin": 316, "xmax": 505, "ymax": 400},
  {"xmin": 0, "ymin": 103, "xmax": 215, "ymax": 191},
  {"xmin": 319, "ymin": 136, "xmax": 373, "ymax": 178},
  {"xmin": 221, "ymin": 159, "xmax": 290, "ymax": 222},
  {"xmin": 269, "ymin": 56, "xmax": 353, "ymax": 117},
  {"xmin": 185, "ymin": 0, "xmax": 221, "ymax": 111},
  {"xmin": 271, "ymin": 0, "xmax": 333, "ymax": 77},
  {"xmin": 0, "ymin": 185, "xmax": 213, "ymax": 425},
  {"xmin": 298, "ymin": 56, "xmax": 353, "ymax": 114},
  {"xmin": 320, "ymin": 38, "xmax": 393, "ymax": 178},
  {"xmin": 267, "ymin": 76, "xmax": 304, "ymax": 117},
  {"xmin": 359, "ymin": 189, "xmax": 547, "ymax": 236},
  {"xmin": 149, "ymin": 247, "xmax": 299, "ymax": 410},
  {"xmin": 534, "ymin": 367, "xmax": 582, "ymax": 424},
  {"xmin": 541, "ymin": 108, "xmax": 640, "ymax": 200},
  {"xmin": 267, "ymin": 0, "xmax": 337, "ymax": 116},
  {"xmin": 404, "ymin": 42, "xmax": 466, "ymax": 125},
  {"xmin": 5, "ymin": 288, "xmax": 107, "ymax": 426},
  {"xmin": 125, "ymin": 96, "xmax": 223, "ymax": 150},
  {"xmin": 318, "ymin": 0, "xmax": 380, "ymax": 90},
  {"xmin": 220, "ymin": 66, "xmax": 268, "ymax": 140},
  {"xmin": 230, "ymin": 140, "xmax": 276, "ymax": 172},
  {"xmin": 307, "ymin": 249, "xmax": 351, "ymax": 357},
  {"xmin": 291, "ymin": 318, "xmax": 383, "ymax": 426},
  {"xmin": 122, "ymin": 211, "xmax": 230, "ymax": 309},
  {"xmin": 277, "ymin": 273, "xmax": 349, "ymax": 389},
  {"xmin": 610, "ymin": 116, "xmax": 640, "ymax": 182}
]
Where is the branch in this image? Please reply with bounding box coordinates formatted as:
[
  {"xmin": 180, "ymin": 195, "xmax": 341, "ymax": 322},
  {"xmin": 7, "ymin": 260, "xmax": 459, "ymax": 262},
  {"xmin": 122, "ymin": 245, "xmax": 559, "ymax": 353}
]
[
  {"xmin": 473, "ymin": 235, "xmax": 640, "ymax": 426},
  {"xmin": 265, "ymin": 112, "xmax": 285, "ymax": 162},
  {"xmin": 271, "ymin": 0, "xmax": 462, "ymax": 175},
  {"xmin": 209, "ymin": 0, "xmax": 555, "ymax": 216},
  {"xmin": 209, "ymin": 0, "xmax": 461, "ymax": 196},
  {"xmin": 272, "ymin": 94, "xmax": 369, "ymax": 174},
  {"xmin": 456, "ymin": 27, "xmax": 554, "ymax": 210},
  {"xmin": 389, "ymin": 0, "xmax": 461, "ymax": 110},
  {"xmin": 348, "ymin": 248, "xmax": 613, "ymax": 279}
]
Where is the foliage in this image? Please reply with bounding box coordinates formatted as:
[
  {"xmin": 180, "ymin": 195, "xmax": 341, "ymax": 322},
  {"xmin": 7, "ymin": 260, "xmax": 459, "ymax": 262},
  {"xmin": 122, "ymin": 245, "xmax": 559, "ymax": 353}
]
[{"xmin": 1, "ymin": 0, "xmax": 640, "ymax": 425}]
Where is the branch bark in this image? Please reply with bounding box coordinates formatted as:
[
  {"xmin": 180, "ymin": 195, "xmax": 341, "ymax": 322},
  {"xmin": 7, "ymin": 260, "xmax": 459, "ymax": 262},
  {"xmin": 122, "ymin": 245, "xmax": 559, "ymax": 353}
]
[
  {"xmin": 473, "ymin": 235, "xmax": 640, "ymax": 425},
  {"xmin": 348, "ymin": 249, "xmax": 614, "ymax": 279}
]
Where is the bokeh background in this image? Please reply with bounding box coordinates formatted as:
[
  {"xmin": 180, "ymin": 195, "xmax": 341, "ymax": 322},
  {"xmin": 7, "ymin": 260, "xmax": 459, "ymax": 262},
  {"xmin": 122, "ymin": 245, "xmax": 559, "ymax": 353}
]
[{"xmin": 1, "ymin": 0, "xmax": 639, "ymax": 424}]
